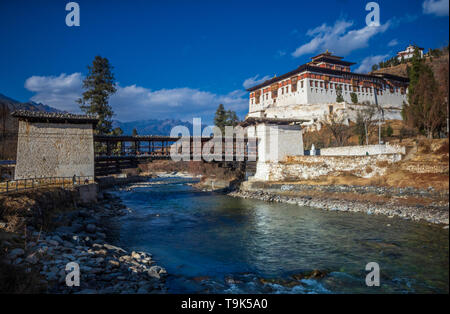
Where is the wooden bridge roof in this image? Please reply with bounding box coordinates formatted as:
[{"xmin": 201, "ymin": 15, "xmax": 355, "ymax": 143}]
[{"xmin": 11, "ymin": 110, "xmax": 99, "ymax": 124}]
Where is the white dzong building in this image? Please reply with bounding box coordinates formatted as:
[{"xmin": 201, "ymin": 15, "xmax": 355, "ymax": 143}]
[{"xmin": 246, "ymin": 51, "xmax": 409, "ymax": 126}]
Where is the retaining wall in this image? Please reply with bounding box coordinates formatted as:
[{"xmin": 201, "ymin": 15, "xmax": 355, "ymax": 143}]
[
  {"xmin": 319, "ymin": 143, "xmax": 405, "ymax": 156},
  {"xmin": 252, "ymin": 154, "xmax": 403, "ymax": 181}
]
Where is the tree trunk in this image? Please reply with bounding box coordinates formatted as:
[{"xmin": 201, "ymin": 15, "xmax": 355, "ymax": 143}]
[{"xmin": 365, "ymin": 124, "xmax": 369, "ymax": 145}]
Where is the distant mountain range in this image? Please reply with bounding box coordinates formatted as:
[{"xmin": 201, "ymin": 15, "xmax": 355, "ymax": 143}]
[
  {"xmin": 112, "ymin": 119, "xmax": 195, "ymax": 136},
  {"xmin": 0, "ymin": 93, "xmax": 63, "ymax": 113},
  {"xmin": 0, "ymin": 92, "xmax": 196, "ymax": 135}
]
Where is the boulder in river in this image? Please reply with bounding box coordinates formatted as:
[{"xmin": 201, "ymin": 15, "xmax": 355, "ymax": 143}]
[{"xmin": 292, "ymin": 269, "xmax": 328, "ymax": 281}]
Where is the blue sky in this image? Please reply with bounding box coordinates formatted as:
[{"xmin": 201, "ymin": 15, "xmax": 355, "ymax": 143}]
[{"xmin": 1, "ymin": 0, "xmax": 449, "ymax": 123}]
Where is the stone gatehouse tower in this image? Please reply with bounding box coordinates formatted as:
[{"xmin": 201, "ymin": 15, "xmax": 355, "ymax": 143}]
[{"xmin": 12, "ymin": 110, "xmax": 98, "ymax": 179}]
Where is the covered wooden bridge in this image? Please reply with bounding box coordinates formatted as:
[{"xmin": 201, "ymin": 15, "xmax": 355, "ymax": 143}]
[{"xmin": 93, "ymin": 135, "xmax": 258, "ymax": 176}]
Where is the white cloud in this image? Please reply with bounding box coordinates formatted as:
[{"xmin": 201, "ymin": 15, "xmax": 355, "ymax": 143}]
[
  {"xmin": 25, "ymin": 73, "xmax": 84, "ymax": 112},
  {"xmin": 25, "ymin": 73, "xmax": 248, "ymax": 122},
  {"xmin": 242, "ymin": 74, "xmax": 272, "ymax": 89},
  {"xmin": 388, "ymin": 39, "xmax": 399, "ymax": 47},
  {"xmin": 354, "ymin": 54, "xmax": 389, "ymax": 74},
  {"xmin": 111, "ymin": 85, "xmax": 247, "ymax": 122},
  {"xmin": 291, "ymin": 19, "xmax": 390, "ymax": 57},
  {"xmin": 423, "ymin": 0, "xmax": 449, "ymax": 16}
]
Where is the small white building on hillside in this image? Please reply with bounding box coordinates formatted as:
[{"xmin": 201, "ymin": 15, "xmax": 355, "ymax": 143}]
[{"xmin": 397, "ymin": 44, "xmax": 424, "ymax": 61}]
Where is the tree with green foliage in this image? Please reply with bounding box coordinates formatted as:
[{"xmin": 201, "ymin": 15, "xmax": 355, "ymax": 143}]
[
  {"xmin": 111, "ymin": 127, "xmax": 123, "ymax": 154},
  {"xmin": 214, "ymin": 104, "xmax": 227, "ymax": 133},
  {"xmin": 78, "ymin": 56, "xmax": 117, "ymax": 135},
  {"xmin": 404, "ymin": 64, "xmax": 444, "ymax": 138},
  {"xmin": 226, "ymin": 110, "xmax": 240, "ymax": 127},
  {"xmin": 381, "ymin": 124, "xmax": 394, "ymax": 138},
  {"xmin": 371, "ymin": 64, "xmax": 379, "ymax": 72},
  {"xmin": 335, "ymin": 85, "xmax": 344, "ymax": 103},
  {"xmin": 406, "ymin": 48, "xmax": 425, "ymax": 100},
  {"xmin": 350, "ymin": 92, "xmax": 358, "ymax": 104},
  {"xmin": 214, "ymin": 104, "xmax": 240, "ymax": 133},
  {"xmin": 403, "ymin": 49, "xmax": 447, "ymax": 138}
]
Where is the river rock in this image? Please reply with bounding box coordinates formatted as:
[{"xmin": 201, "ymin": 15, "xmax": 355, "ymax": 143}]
[
  {"xmin": 47, "ymin": 239, "xmax": 59, "ymax": 246},
  {"xmin": 109, "ymin": 260, "xmax": 120, "ymax": 268},
  {"xmin": 8, "ymin": 248, "xmax": 25, "ymax": 259},
  {"xmin": 147, "ymin": 266, "xmax": 167, "ymax": 279},
  {"xmin": 137, "ymin": 286, "xmax": 149, "ymax": 294},
  {"xmin": 52, "ymin": 235, "xmax": 63, "ymax": 243},
  {"xmin": 25, "ymin": 253, "xmax": 39, "ymax": 264},
  {"xmin": 76, "ymin": 289, "xmax": 97, "ymax": 294},
  {"xmin": 292, "ymin": 269, "xmax": 328, "ymax": 281},
  {"xmin": 85, "ymin": 224, "xmax": 96, "ymax": 233},
  {"xmin": 104, "ymin": 243, "xmax": 126, "ymax": 253},
  {"xmin": 131, "ymin": 251, "xmax": 141, "ymax": 260}
]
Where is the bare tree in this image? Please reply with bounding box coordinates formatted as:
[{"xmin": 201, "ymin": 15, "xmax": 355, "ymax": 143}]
[
  {"xmin": 322, "ymin": 111, "xmax": 352, "ymax": 147},
  {"xmin": 355, "ymin": 102, "xmax": 377, "ymax": 145}
]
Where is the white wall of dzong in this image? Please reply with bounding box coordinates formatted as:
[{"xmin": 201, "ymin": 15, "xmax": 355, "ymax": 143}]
[{"xmin": 248, "ymin": 77, "xmax": 407, "ymax": 122}]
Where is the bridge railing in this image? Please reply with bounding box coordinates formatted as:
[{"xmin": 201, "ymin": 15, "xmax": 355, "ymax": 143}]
[{"xmin": 0, "ymin": 176, "xmax": 94, "ymax": 194}]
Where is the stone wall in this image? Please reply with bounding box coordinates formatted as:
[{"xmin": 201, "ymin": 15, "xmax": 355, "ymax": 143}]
[
  {"xmin": 319, "ymin": 143, "xmax": 406, "ymax": 156},
  {"xmin": 0, "ymin": 103, "xmax": 18, "ymax": 160},
  {"xmin": 252, "ymin": 154, "xmax": 403, "ymax": 181},
  {"xmin": 14, "ymin": 121, "xmax": 95, "ymax": 179}
]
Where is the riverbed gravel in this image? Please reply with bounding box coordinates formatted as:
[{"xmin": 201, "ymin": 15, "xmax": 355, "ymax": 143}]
[
  {"xmin": 229, "ymin": 186, "xmax": 449, "ymax": 225},
  {"xmin": 2, "ymin": 192, "xmax": 167, "ymax": 294}
]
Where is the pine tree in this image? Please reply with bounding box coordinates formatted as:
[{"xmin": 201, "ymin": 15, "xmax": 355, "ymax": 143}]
[
  {"xmin": 214, "ymin": 104, "xmax": 227, "ymax": 133},
  {"xmin": 406, "ymin": 49, "xmax": 425, "ymax": 102},
  {"xmin": 111, "ymin": 127, "xmax": 123, "ymax": 154},
  {"xmin": 226, "ymin": 110, "xmax": 240, "ymax": 127},
  {"xmin": 405, "ymin": 64, "xmax": 444, "ymax": 138},
  {"xmin": 78, "ymin": 56, "xmax": 117, "ymax": 135}
]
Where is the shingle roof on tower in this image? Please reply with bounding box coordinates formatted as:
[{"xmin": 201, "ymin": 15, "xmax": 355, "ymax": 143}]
[{"xmin": 11, "ymin": 110, "xmax": 99, "ymax": 124}]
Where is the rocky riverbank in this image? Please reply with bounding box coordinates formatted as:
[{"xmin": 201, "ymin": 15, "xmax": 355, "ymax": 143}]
[
  {"xmin": 229, "ymin": 182, "xmax": 449, "ymax": 226},
  {"xmin": 1, "ymin": 191, "xmax": 167, "ymax": 294}
]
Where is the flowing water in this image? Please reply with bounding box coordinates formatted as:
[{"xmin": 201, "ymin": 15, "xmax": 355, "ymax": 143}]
[{"xmin": 109, "ymin": 177, "xmax": 449, "ymax": 294}]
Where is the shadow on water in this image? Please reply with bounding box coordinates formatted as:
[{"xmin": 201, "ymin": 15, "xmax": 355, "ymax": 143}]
[{"xmin": 108, "ymin": 177, "xmax": 449, "ymax": 294}]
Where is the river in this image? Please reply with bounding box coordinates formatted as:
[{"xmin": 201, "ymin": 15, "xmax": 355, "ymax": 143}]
[{"xmin": 109, "ymin": 177, "xmax": 449, "ymax": 294}]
